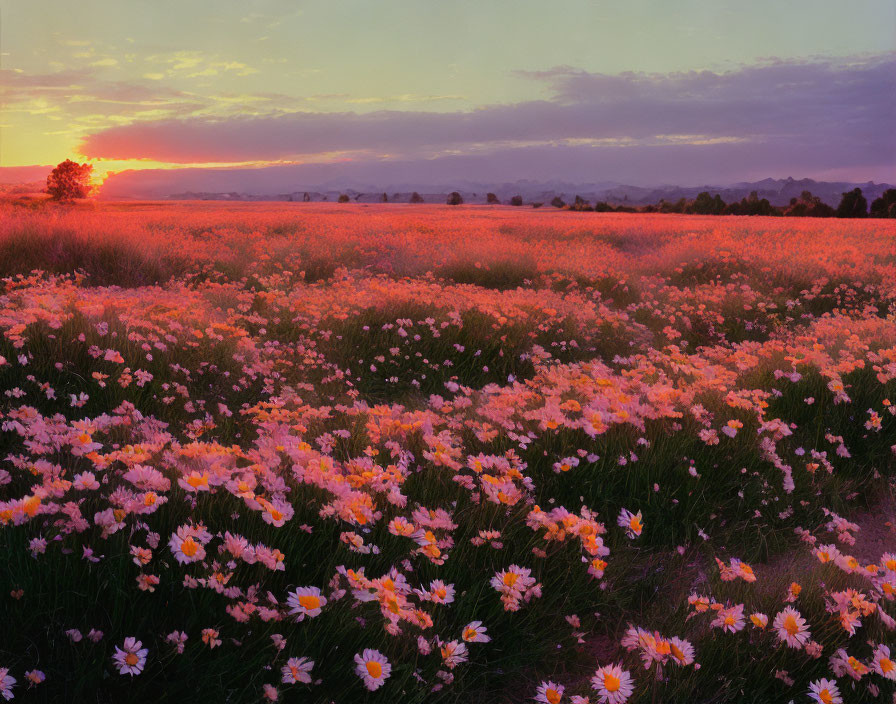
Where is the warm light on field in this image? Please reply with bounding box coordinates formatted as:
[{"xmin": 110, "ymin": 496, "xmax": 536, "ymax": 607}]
[{"xmin": 1, "ymin": 203, "xmax": 895, "ymax": 703}]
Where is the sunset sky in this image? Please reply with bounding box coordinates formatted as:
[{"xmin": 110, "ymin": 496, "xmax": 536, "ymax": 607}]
[{"xmin": 2, "ymin": 0, "xmax": 894, "ymax": 190}]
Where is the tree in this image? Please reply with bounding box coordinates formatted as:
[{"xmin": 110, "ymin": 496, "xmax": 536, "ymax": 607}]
[
  {"xmin": 783, "ymin": 191, "xmax": 834, "ymax": 218},
  {"xmin": 689, "ymin": 192, "xmax": 725, "ymax": 215},
  {"xmin": 302, "ymin": 192, "xmax": 311, "ymax": 202},
  {"xmin": 510, "ymin": 195, "xmax": 523, "ymax": 206},
  {"xmin": 447, "ymin": 191, "xmax": 463, "ymax": 205},
  {"xmin": 835, "ymin": 188, "xmax": 867, "ymax": 218},
  {"xmin": 337, "ymin": 194, "xmax": 350, "ymax": 203},
  {"xmin": 410, "ymin": 192, "xmax": 424, "ymax": 203},
  {"xmin": 46, "ymin": 159, "xmax": 93, "ymax": 201},
  {"xmin": 569, "ymin": 195, "xmax": 592, "ymax": 212},
  {"xmin": 870, "ymin": 189, "xmax": 896, "ymax": 218},
  {"xmin": 550, "ymin": 196, "xmax": 565, "ymax": 208},
  {"xmin": 381, "ymin": 192, "xmax": 388, "ymax": 203},
  {"xmin": 486, "ymin": 193, "xmax": 500, "ymax": 204}
]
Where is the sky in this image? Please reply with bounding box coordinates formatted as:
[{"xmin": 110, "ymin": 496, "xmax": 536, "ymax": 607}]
[{"xmin": 1, "ymin": 0, "xmax": 894, "ymax": 191}]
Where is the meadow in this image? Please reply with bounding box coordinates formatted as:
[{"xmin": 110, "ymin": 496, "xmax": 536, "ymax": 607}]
[{"xmin": 1, "ymin": 201, "xmax": 895, "ymax": 703}]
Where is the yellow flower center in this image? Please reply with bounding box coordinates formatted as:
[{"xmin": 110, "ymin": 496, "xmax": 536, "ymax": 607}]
[
  {"xmin": 880, "ymin": 657, "xmax": 894, "ymax": 673},
  {"xmin": 365, "ymin": 661, "xmax": 382, "ymax": 679},
  {"xmin": 503, "ymin": 572, "xmax": 519, "ymax": 587},
  {"xmin": 546, "ymin": 688, "xmax": 562, "ymax": 704},
  {"xmin": 181, "ymin": 537, "xmax": 198, "ymax": 557},
  {"xmin": 819, "ymin": 690, "xmax": 833, "ymax": 704}
]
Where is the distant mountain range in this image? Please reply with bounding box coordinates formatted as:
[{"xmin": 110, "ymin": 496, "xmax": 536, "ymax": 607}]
[
  {"xmin": 3, "ymin": 169, "xmax": 892, "ymax": 208},
  {"xmin": 157, "ymin": 177, "xmax": 893, "ymax": 207}
]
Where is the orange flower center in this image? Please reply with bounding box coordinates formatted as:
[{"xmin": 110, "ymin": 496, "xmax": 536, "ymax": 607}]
[
  {"xmin": 181, "ymin": 537, "xmax": 198, "ymax": 557},
  {"xmin": 546, "ymin": 688, "xmax": 562, "ymax": 704},
  {"xmin": 604, "ymin": 673, "xmax": 621, "ymax": 692},
  {"xmin": 298, "ymin": 595, "xmax": 321, "ymax": 611},
  {"xmin": 365, "ymin": 661, "xmax": 382, "ymax": 679},
  {"xmin": 125, "ymin": 653, "xmax": 139, "ymax": 666},
  {"xmin": 783, "ymin": 614, "xmax": 799, "ymax": 636}
]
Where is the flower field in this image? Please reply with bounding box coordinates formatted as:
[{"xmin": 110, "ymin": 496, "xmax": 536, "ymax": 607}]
[{"xmin": 1, "ymin": 202, "xmax": 895, "ymax": 703}]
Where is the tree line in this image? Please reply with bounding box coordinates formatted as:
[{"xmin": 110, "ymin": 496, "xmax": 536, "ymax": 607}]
[
  {"xmin": 440, "ymin": 188, "xmax": 896, "ymax": 218},
  {"xmin": 42, "ymin": 159, "xmax": 896, "ymax": 218}
]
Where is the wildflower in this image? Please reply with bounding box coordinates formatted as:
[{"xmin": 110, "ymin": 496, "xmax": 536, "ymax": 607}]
[
  {"xmin": 872, "ymin": 644, "xmax": 896, "ymax": 680},
  {"xmin": 712, "ymin": 604, "xmax": 745, "ymax": 633},
  {"xmin": 591, "ymin": 663, "xmax": 633, "ymax": 704},
  {"xmin": 535, "ymin": 681, "xmax": 564, "ymax": 703},
  {"xmin": 807, "ymin": 679, "xmax": 842, "ymax": 704},
  {"xmin": 281, "ymin": 657, "xmax": 314, "ymax": 684},
  {"xmin": 0, "ymin": 669, "xmax": 14, "ymax": 700},
  {"xmin": 462, "ymin": 621, "xmax": 490, "ymax": 643},
  {"xmin": 166, "ymin": 631, "xmax": 188, "ymax": 654},
  {"xmin": 829, "ymin": 648, "xmax": 869, "ymax": 680},
  {"xmin": 201, "ymin": 629, "xmax": 221, "ymax": 648},
  {"xmin": 112, "ymin": 637, "xmax": 148, "ymax": 676},
  {"xmin": 354, "ymin": 649, "xmax": 391, "ymax": 691},
  {"xmin": 24, "ymin": 670, "xmax": 44, "ymax": 686},
  {"xmin": 168, "ymin": 526, "xmax": 208, "ymax": 565},
  {"xmin": 286, "ymin": 586, "xmax": 327, "ymax": 620},
  {"xmin": 749, "ymin": 613, "xmax": 768, "ymax": 629},
  {"xmin": 773, "ymin": 607, "xmax": 810, "ymax": 648},
  {"xmin": 440, "ymin": 640, "xmax": 468, "ymax": 669},
  {"xmin": 617, "ymin": 509, "xmax": 643, "ymax": 539},
  {"xmin": 784, "ymin": 582, "xmax": 801, "ymax": 602}
]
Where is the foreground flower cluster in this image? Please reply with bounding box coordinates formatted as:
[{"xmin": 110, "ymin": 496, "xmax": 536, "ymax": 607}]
[{"xmin": 1, "ymin": 203, "xmax": 895, "ymax": 702}]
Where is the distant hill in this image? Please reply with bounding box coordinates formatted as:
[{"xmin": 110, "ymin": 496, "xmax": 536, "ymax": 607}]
[
  {"xmin": 152, "ymin": 177, "xmax": 894, "ymax": 208},
  {"xmin": 2, "ymin": 164, "xmax": 891, "ymax": 208}
]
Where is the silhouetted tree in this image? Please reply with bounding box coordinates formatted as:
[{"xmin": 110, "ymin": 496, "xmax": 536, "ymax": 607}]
[
  {"xmin": 783, "ymin": 191, "xmax": 834, "ymax": 217},
  {"xmin": 726, "ymin": 190, "xmax": 776, "ymax": 216},
  {"xmin": 447, "ymin": 191, "xmax": 463, "ymax": 205},
  {"xmin": 337, "ymin": 194, "xmax": 350, "ymax": 203},
  {"xmin": 410, "ymin": 192, "xmax": 424, "ymax": 203},
  {"xmin": 510, "ymin": 195, "xmax": 523, "ymax": 206},
  {"xmin": 381, "ymin": 192, "xmax": 388, "ymax": 203},
  {"xmin": 836, "ymin": 188, "xmax": 867, "ymax": 218},
  {"xmin": 570, "ymin": 195, "xmax": 592, "ymax": 211},
  {"xmin": 593, "ymin": 201, "xmax": 614, "ymax": 212},
  {"xmin": 303, "ymin": 192, "xmax": 311, "ymax": 202},
  {"xmin": 689, "ymin": 192, "xmax": 725, "ymax": 215},
  {"xmin": 532, "ymin": 202, "xmax": 543, "ymax": 208},
  {"xmin": 486, "ymin": 193, "xmax": 500, "ymax": 204},
  {"xmin": 550, "ymin": 196, "xmax": 565, "ymax": 208},
  {"xmin": 46, "ymin": 159, "xmax": 93, "ymax": 201},
  {"xmin": 870, "ymin": 189, "xmax": 896, "ymax": 218}
]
